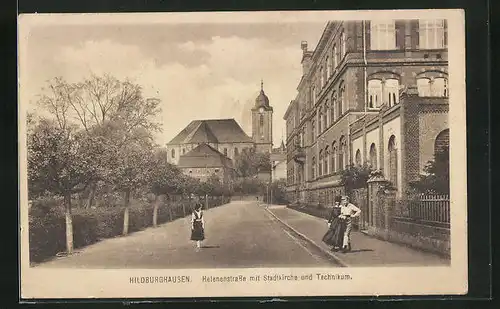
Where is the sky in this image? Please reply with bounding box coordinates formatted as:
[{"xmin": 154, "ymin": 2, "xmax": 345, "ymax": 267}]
[{"xmin": 22, "ymin": 18, "xmax": 326, "ymax": 146}]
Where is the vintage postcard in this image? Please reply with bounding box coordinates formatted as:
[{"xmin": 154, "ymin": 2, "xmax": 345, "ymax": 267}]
[{"xmin": 18, "ymin": 9, "xmax": 467, "ymax": 299}]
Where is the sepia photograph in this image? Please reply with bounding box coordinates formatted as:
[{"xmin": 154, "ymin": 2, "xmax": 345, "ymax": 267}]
[{"xmin": 18, "ymin": 10, "xmax": 467, "ymax": 298}]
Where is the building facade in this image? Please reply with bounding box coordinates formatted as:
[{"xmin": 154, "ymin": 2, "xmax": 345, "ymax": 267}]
[
  {"xmin": 271, "ymin": 141, "xmax": 287, "ymax": 181},
  {"xmin": 284, "ymin": 19, "xmax": 449, "ymax": 205},
  {"xmin": 177, "ymin": 143, "xmax": 234, "ymax": 185}
]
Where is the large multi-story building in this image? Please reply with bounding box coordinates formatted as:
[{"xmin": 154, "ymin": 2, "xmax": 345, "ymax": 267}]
[{"xmin": 284, "ymin": 19, "xmax": 449, "ymax": 205}]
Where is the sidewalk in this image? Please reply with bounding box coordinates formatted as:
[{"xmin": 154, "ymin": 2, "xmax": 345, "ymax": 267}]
[{"xmin": 266, "ymin": 206, "xmax": 450, "ymax": 267}]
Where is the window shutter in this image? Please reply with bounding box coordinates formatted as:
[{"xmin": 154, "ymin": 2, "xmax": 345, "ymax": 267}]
[
  {"xmin": 443, "ymin": 19, "xmax": 448, "ymax": 48},
  {"xmin": 395, "ymin": 21, "xmax": 405, "ymax": 50},
  {"xmin": 411, "ymin": 20, "xmax": 419, "ymax": 49},
  {"xmin": 365, "ymin": 20, "xmax": 371, "ymax": 50}
]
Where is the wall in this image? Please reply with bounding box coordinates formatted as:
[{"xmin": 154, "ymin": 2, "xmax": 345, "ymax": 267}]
[
  {"xmin": 382, "ymin": 116, "xmax": 402, "ymax": 194},
  {"xmin": 365, "ymin": 126, "xmax": 380, "ymax": 168},
  {"xmin": 351, "ymin": 134, "xmax": 365, "ymax": 165},
  {"xmin": 418, "ymin": 113, "xmax": 449, "ymax": 172}
]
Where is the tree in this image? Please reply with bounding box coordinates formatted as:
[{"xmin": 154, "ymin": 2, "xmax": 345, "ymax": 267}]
[
  {"xmin": 341, "ymin": 163, "xmax": 372, "ymax": 194},
  {"xmin": 27, "ymin": 119, "xmax": 105, "ymax": 254},
  {"xmin": 234, "ymin": 148, "xmax": 271, "ymax": 178},
  {"xmin": 409, "ymin": 148, "xmax": 450, "ymax": 194},
  {"xmin": 106, "ymin": 140, "xmax": 156, "ymax": 235},
  {"xmin": 36, "ymin": 74, "xmax": 162, "ymax": 208}
]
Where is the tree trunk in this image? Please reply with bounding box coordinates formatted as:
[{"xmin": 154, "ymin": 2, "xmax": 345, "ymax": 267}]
[
  {"xmin": 64, "ymin": 193, "xmax": 74, "ymax": 254},
  {"xmin": 86, "ymin": 181, "xmax": 97, "ymax": 209},
  {"xmin": 153, "ymin": 194, "xmax": 160, "ymax": 227},
  {"xmin": 122, "ymin": 189, "xmax": 131, "ymax": 236}
]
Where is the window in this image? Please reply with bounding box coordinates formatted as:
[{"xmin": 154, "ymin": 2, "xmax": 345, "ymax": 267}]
[
  {"xmin": 324, "ymin": 101, "xmax": 330, "ymax": 127},
  {"xmin": 333, "ymin": 45, "xmax": 338, "ymax": 69},
  {"xmin": 311, "ymin": 120, "xmax": 316, "ymax": 142},
  {"xmin": 331, "ymin": 142, "xmax": 337, "ymax": 173},
  {"xmin": 312, "ymin": 86, "xmax": 316, "ymax": 104},
  {"xmin": 370, "ymin": 21, "xmax": 396, "ymax": 50},
  {"xmin": 339, "ymin": 136, "xmax": 346, "ymax": 170},
  {"xmin": 320, "ymin": 67, "xmax": 324, "ymax": 88},
  {"xmin": 234, "ymin": 148, "xmax": 239, "ymax": 157},
  {"xmin": 432, "ymin": 77, "xmax": 448, "ymax": 97},
  {"xmin": 331, "ymin": 93, "xmax": 337, "ymax": 122},
  {"xmin": 318, "ymin": 108, "xmax": 323, "ymax": 133},
  {"xmin": 224, "ymin": 148, "xmax": 228, "ymax": 156},
  {"xmin": 326, "ymin": 56, "xmax": 331, "ymax": 77},
  {"xmin": 324, "ymin": 146, "xmax": 329, "ymax": 174},
  {"xmin": 417, "ymin": 78, "xmax": 431, "ymax": 96},
  {"xmin": 215, "ymin": 169, "xmax": 219, "ymax": 173},
  {"xmin": 189, "ymin": 170, "xmax": 193, "ymax": 174},
  {"xmin": 368, "ymin": 79, "xmax": 382, "ymax": 108},
  {"xmin": 338, "ymin": 85, "xmax": 345, "ymax": 117},
  {"xmin": 419, "ymin": 19, "xmax": 445, "ymax": 49},
  {"xmin": 341, "ymin": 31, "xmax": 347, "ymax": 57},
  {"xmin": 369, "ymin": 143, "xmax": 377, "ymax": 169},
  {"xmin": 259, "ymin": 114, "xmax": 264, "ymax": 137},
  {"xmin": 388, "ymin": 135, "xmax": 398, "ymax": 187},
  {"xmin": 384, "ymin": 78, "xmax": 400, "ymax": 107},
  {"xmin": 312, "ymin": 156, "xmax": 316, "ymax": 179},
  {"xmin": 182, "ymin": 148, "xmax": 186, "ymax": 154},
  {"xmin": 171, "ymin": 149, "xmax": 175, "ymax": 158},
  {"xmin": 434, "ymin": 129, "xmax": 450, "ymax": 154},
  {"xmin": 318, "ymin": 150, "xmax": 323, "ymax": 177},
  {"xmin": 355, "ymin": 149, "xmax": 362, "ymax": 166}
]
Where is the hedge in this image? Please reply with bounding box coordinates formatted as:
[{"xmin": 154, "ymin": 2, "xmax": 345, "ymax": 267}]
[{"xmin": 28, "ymin": 195, "xmax": 229, "ymax": 264}]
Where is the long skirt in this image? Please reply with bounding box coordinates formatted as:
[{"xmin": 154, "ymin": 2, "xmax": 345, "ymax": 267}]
[
  {"xmin": 322, "ymin": 217, "xmax": 345, "ymax": 247},
  {"xmin": 190, "ymin": 221, "xmax": 205, "ymax": 241}
]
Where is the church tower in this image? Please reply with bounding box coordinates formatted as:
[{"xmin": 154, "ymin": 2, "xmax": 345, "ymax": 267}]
[{"xmin": 251, "ymin": 80, "xmax": 273, "ymax": 153}]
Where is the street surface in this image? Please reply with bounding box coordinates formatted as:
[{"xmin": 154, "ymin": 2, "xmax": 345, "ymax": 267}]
[{"xmin": 36, "ymin": 201, "xmax": 339, "ymax": 269}]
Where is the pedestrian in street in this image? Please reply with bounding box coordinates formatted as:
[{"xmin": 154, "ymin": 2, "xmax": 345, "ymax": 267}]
[
  {"xmin": 339, "ymin": 195, "xmax": 361, "ymax": 253},
  {"xmin": 190, "ymin": 202, "xmax": 205, "ymax": 250},
  {"xmin": 322, "ymin": 195, "xmax": 345, "ymax": 251}
]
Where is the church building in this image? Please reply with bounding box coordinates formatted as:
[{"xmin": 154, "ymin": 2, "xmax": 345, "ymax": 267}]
[{"xmin": 166, "ymin": 82, "xmax": 278, "ymax": 182}]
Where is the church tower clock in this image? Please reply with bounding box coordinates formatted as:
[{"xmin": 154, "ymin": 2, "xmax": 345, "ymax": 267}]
[{"xmin": 251, "ymin": 80, "xmax": 273, "ymax": 153}]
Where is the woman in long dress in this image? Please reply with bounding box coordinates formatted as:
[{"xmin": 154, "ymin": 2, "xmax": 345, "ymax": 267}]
[
  {"xmin": 190, "ymin": 203, "xmax": 205, "ymax": 250},
  {"xmin": 322, "ymin": 196, "xmax": 345, "ymax": 251}
]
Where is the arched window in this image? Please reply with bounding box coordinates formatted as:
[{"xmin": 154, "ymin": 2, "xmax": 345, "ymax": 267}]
[
  {"xmin": 331, "ymin": 142, "xmax": 337, "ymax": 173},
  {"xmin": 341, "ymin": 31, "xmax": 347, "ymax": 57},
  {"xmin": 435, "ymin": 129, "xmax": 450, "ymax": 154},
  {"xmin": 339, "ymin": 136, "xmax": 347, "ymax": 170},
  {"xmin": 318, "ymin": 108, "xmax": 323, "ymax": 133},
  {"xmin": 224, "ymin": 148, "xmax": 228, "ymax": 156},
  {"xmin": 312, "ymin": 85, "xmax": 317, "ymax": 104},
  {"xmin": 326, "ymin": 56, "xmax": 331, "ymax": 77},
  {"xmin": 311, "ymin": 156, "xmax": 316, "ymax": 180},
  {"xmin": 385, "ymin": 78, "xmax": 400, "ymax": 107},
  {"xmin": 182, "ymin": 148, "xmax": 186, "ymax": 155},
  {"xmin": 369, "ymin": 143, "xmax": 377, "ymax": 169},
  {"xmin": 368, "ymin": 79, "xmax": 382, "ymax": 108},
  {"xmin": 318, "ymin": 150, "xmax": 323, "ymax": 177},
  {"xmin": 324, "ymin": 146, "xmax": 330, "ymax": 174},
  {"xmin": 355, "ymin": 149, "xmax": 362, "ymax": 166},
  {"xmin": 370, "ymin": 21, "xmax": 396, "ymax": 50},
  {"xmin": 338, "ymin": 85, "xmax": 344, "ymax": 118},
  {"xmin": 417, "ymin": 78, "xmax": 431, "ymax": 97},
  {"xmin": 171, "ymin": 149, "xmax": 175, "ymax": 158},
  {"xmin": 311, "ymin": 120, "xmax": 316, "ymax": 142},
  {"xmin": 333, "ymin": 45, "xmax": 338, "ymax": 69},
  {"xmin": 323, "ymin": 104, "xmax": 328, "ymax": 129},
  {"xmin": 331, "ymin": 92, "xmax": 337, "ymax": 122},
  {"xmin": 388, "ymin": 135, "xmax": 398, "ymax": 187},
  {"xmin": 432, "ymin": 77, "xmax": 448, "ymax": 97},
  {"xmin": 234, "ymin": 147, "xmax": 239, "ymax": 157}
]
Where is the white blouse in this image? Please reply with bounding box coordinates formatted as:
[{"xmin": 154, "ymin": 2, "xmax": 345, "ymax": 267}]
[{"xmin": 340, "ymin": 203, "xmax": 361, "ymax": 217}]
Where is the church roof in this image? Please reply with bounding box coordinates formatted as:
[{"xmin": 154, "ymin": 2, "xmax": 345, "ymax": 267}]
[
  {"xmin": 177, "ymin": 143, "xmax": 233, "ymax": 168},
  {"xmin": 168, "ymin": 119, "xmax": 253, "ymax": 144}
]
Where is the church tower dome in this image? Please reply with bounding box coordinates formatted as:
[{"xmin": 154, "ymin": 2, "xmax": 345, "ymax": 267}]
[{"xmin": 254, "ymin": 79, "xmax": 270, "ymax": 109}]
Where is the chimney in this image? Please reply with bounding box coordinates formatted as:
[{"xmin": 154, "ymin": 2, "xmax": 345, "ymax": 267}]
[{"xmin": 301, "ymin": 41, "xmax": 308, "ymax": 54}]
